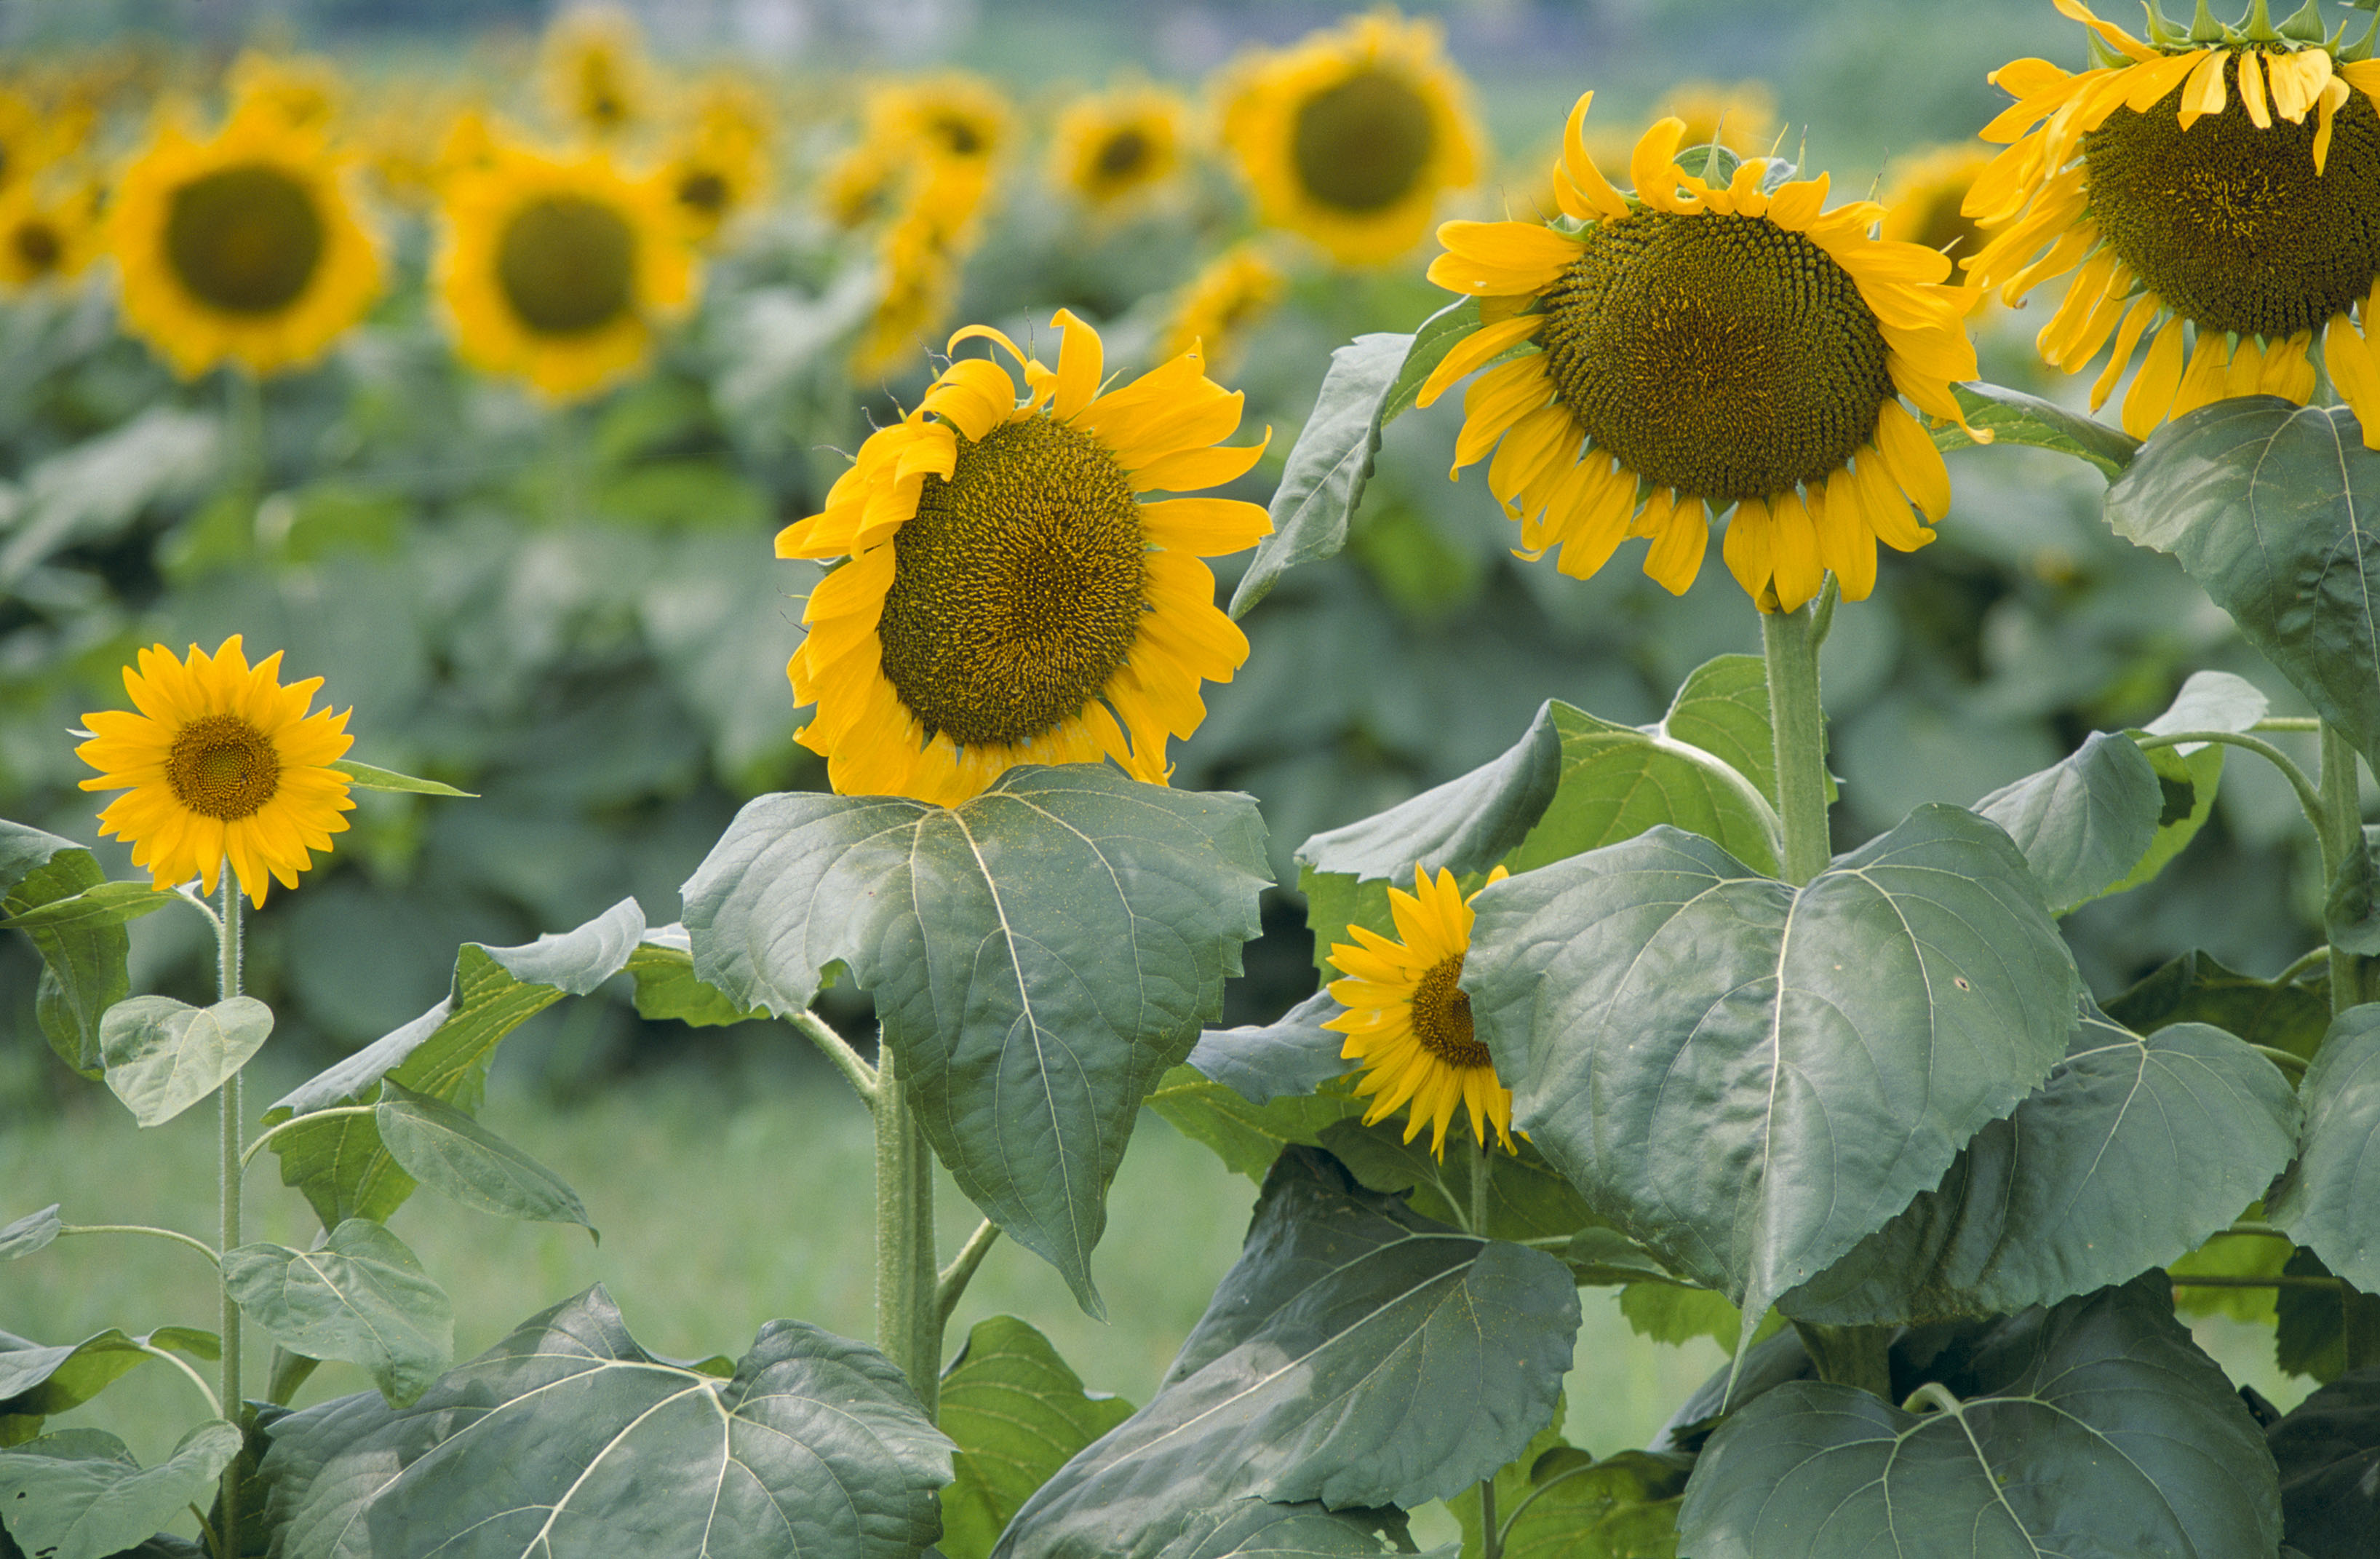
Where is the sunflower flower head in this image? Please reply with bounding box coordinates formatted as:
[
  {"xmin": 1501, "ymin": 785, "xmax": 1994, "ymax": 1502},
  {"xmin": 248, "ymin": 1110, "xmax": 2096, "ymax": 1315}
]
[
  {"xmin": 1420, "ymin": 92, "xmax": 1981, "ymax": 613},
  {"xmin": 1654, "ymin": 79, "xmax": 1779, "ymax": 156},
  {"xmin": 1965, "ymin": 0, "xmax": 2380, "ymax": 441},
  {"xmin": 226, "ymin": 49, "xmax": 345, "ymax": 135},
  {"xmin": 1160, "ymin": 240, "xmax": 1288, "ymax": 375},
  {"xmin": 1880, "ymin": 142, "xmax": 1998, "ymax": 271},
  {"xmin": 1326, "ymin": 865, "xmax": 1516, "ymax": 1159},
  {"xmin": 664, "ymin": 77, "xmax": 773, "ymax": 242},
  {"xmin": 540, "ymin": 5, "xmax": 652, "ymax": 140},
  {"xmin": 0, "ymin": 179, "xmax": 104, "ymax": 293},
  {"xmin": 1218, "ymin": 9, "xmax": 1485, "ymax": 267},
  {"xmin": 1050, "ymin": 84, "xmax": 1190, "ymax": 210},
  {"xmin": 77, "ymin": 636, "xmax": 355, "ymax": 908},
  {"xmin": 778, "ymin": 309, "xmax": 1273, "ymax": 805}
]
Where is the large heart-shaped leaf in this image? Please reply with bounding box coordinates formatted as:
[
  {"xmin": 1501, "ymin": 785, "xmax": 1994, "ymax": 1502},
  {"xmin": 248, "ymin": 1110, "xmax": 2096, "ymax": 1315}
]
[
  {"xmin": 1783, "ymin": 1008, "xmax": 2299, "ymax": 1324},
  {"xmin": 0, "ymin": 823, "xmax": 133, "ymax": 1076},
  {"xmin": 682, "ymin": 766, "xmax": 1267, "ymax": 1313},
  {"xmin": 1464, "ymin": 806, "xmax": 2077, "ymax": 1342},
  {"xmin": 257, "ymin": 1285, "xmax": 952, "ymax": 1559},
  {"xmin": 1144, "ymin": 1068, "xmax": 1366, "ymax": 1183},
  {"xmin": 2265, "ymin": 1367, "xmax": 2380, "ymax": 1559},
  {"xmin": 0, "ymin": 1422, "xmax": 241, "ymax": 1559},
  {"xmin": 263, "ymin": 898, "xmax": 645, "ymax": 1229},
  {"xmin": 1974, "ymin": 731, "xmax": 2162, "ymax": 916},
  {"xmin": 1183, "ymin": 991, "xmax": 1350, "ymax": 1106},
  {"xmin": 2271, "ymin": 1007, "xmax": 2380, "ymax": 1292},
  {"xmin": 99, "ymin": 996, "xmax": 274, "ymax": 1128},
  {"xmin": 2106, "ymin": 399, "xmax": 2380, "ymax": 774},
  {"xmin": 995, "ymin": 1148, "xmax": 1577, "ymax": 1558},
  {"xmin": 0, "ymin": 1330, "xmax": 204, "ymax": 1448},
  {"xmin": 937, "ymin": 1317, "xmax": 1133, "ymax": 1559},
  {"xmin": 1679, "ymin": 1277, "xmax": 2281, "ymax": 1558},
  {"xmin": 222, "ymin": 1219, "xmax": 454, "ymax": 1407},
  {"xmin": 371, "ymin": 1084, "xmax": 594, "ymax": 1237}
]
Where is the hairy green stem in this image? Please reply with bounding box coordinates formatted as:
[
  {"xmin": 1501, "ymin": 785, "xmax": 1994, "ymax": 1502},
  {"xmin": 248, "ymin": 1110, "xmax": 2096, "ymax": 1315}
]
[
  {"xmin": 2254, "ymin": 717, "xmax": 2324, "ymax": 733},
  {"xmin": 2170, "ymin": 1273, "xmax": 2344, "ymax": 1290},
  {"xmin": 936, "ymin": 1218, "xmax": 1001, "ymax": 1328},
  {"xmin": 2319, "ymin": 722, "xmax": 2368, "ymax": 1012},
  {"xmin": 1760, "ymin": 602, "xmax": 1831, "ymax": 887},
  {"xmin": 874, "ymin": 1041, "xmax": 940, "ymax": 1419},
  {"xmin": 2135, "ymin": 729, "xmax": 2327, "ymax": 839},
  {"xmin": 1472, "ymin": 1139, "xmax": 1499, "ymax": 1558},
  {"xmin": 239, "ymin": 1104, "xmax": 378, "ymax": 1170},
  {"xmin": 791, "ymin": 1008, "xmax": 878, "ymax": 1103},
  {"xmin": 2278, "ymin": 945, "xmax": 2333, "ymax": 985},
  {"xmin": 56, "ymin": 1223, "xmax": 220, "ymax": 1267},
  {"xmin": 216, "ymin": 878, "xmax": 244, "ymax": 1557},
  {"xmin": 135, "ymin": 1343, "xmax": 223, "ymax": 1421},
  {"xmin": 2250, "ymin": 1043, "xmax": 2309, "ymax": 1076}
]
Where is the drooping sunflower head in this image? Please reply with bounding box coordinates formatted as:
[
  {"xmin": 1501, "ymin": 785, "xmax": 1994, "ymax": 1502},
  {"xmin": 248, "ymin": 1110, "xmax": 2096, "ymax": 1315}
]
[
  {"xmin": 1217, "ymin": 10, "xmax": 1484, "ymax": 267},
  {"xmin": 1050, "ymin": 84, "xmax": 1190, "ymax": 209},
  {"xmin": 540, "ymin": 4, "xmax": 652, "ymax": 139},
  {"xmin": 1879, "ymin": 142, "xmax": 1997, "ymax": 268},
  {"xmin": 108, "ymin": 100, "xmax": 384, "ymax": 379},
  {"xmin": 1421, "ymin": 92, "xmax": 1981, "ymax": 613},
  {"xmin": 1966, "ymin": 0, "xmax": 2380, "ymax": 440},
  {"xmin": 778, "ymin": 309, "xmax": 1273, "ymax": 805},
  {"xmin": 1326, "ymin": 865, "xmax": 1516, "ymax": 1159},
  {"xmin": 1654, "ymin": 79, "xmax": 1779, "ymax": 156},
  {"xmin": 77, "ymin": 635, "xmax": 355, "ymax": 908},
  {"xmin": 1160, "ymin": 240, "xmax": 1287, "ymax": 374},
  {"xmin": 0, "ymin": 180, "xmax": 104, "ymax": 293},
  {"xmin": 434, "ymin": 136, "xmax": 699, "ymax": 401}
]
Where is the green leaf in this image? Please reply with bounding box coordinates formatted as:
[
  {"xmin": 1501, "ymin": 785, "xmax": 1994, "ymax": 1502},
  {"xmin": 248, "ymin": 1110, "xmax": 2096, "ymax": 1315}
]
[
  {"xmin": 1935, "ymin": 381, "xmax": 2141, "ymax": 477},
  {"xmin": 682, "ymin": 766, "xmax": 1268, "ymax": 1314},
  {"xmin": 2106, "ymin": 948, "xmax": 2331, "ymax": 1063},
  {"xmin": 1317, "ymin": 1120, "xmax": 1599, "ymax": 1245},
  {"xmin": 998, "ymin": 1148, "xmax": 1577, "ymax": 1548},
  {"xmin": 1501, "ymin": 694, "xmax": 1782, "ymax": 879},
  {"xmin": 0, "ymin": 883, "xmax": 178, "ymax": 934},
  {"xmin": 1228, "ymin": 298, "xmax": 1479, "ymax": 618},
  {"xmin": 1465, "ymin": 806, "xmax": 2077, "ymax": 1340},
  {"xmin": 255, "ymin": 1285, "xmax": 953, "ymax": 1559},
  {"xmin": 263, "ymin": 897, "xmax": 645, "ymax": 1229},
  {"xmin": 2272, "ymin": 1006, "xmax": 2380, "ymax": 1290},
  {"xmin": 1184, "ymin": 991, "xmax": 1350, "ymax": 1106},
  {"xmin": 1001, "ymin": 1499, "xmax": 1430, "ymax": 1558},
  {"xmin": 2106, "ymin": 399, "xmax": 2380, "ymax": 775},
  {"xmin": 937, "ymin": 1317, "xmax": 1134, "ymax": 1559},
  {"xmin": 0, "ymin": 822, "xmax": 132, "ymax": 1076},
  {"xmin": 1619, "ymin": 1285, "xmax": 1751, "ymax": 1351},
  {"xmin": 1144, "ymin": 1067, "xmax": 1366, "ymax": 1182},
  {"xmin": 625, "ymin": 924, "xmax": 770, "ymax": 1028},
  {"xmin": 325, "ymin": 760, "xmax": 474, "ymax": 798},
  {"xmin": 0, "ymin": 1421, "xmax": 240, "ymax": 1559},
  {"xmin": 2115, "ymin": 741, "xmax": 2226, "ymax": 897},
  {"xmin": 98, "ymin": 996, "xmax": 273, "ymax": 1129},
  {"xmin": 2325, "ymin": 827, "xmax": 2380, "ymax": 956},
  {"xmin": 2274, "ymin": 1250, "xmax": 2380, "ymax": 1384},
  {"xmin": 1677, "ymin": 1277, "xmax": 2281, "ymax": 1558},
  {"xmin": 1477, "ymin": 1446, "xmax": 1688, "ymax": 1559},
  {"xmin": 1973, "ymin": 731, "xmax": 2162, "ymax": 915},
  {"xmin": 1297, "ymin": 702, "xmax": 1567, "ymax": 885},
  {"xmin": 2266, "ymin": 1367, "xmax": 2380, "ymax": 1559},
  {"xmin": 1783, "ymin": 1008, "xmax": 2300, "ymax": 1324},
  {"xmin": 2144, "ymin": 667, "xmax": 2272, "ymax": 737},
  {"xmin": 0, "ymin": 1209, "xmax": 60, "ymax": 1263},
  {"xmin": 372, "ymin": 1082, "xmax": 596, "ymax": 1239},
  {"xmin": 2170, "ymin": 1225, "xmax": 2293, "ymax": 1324},
  {"xmin": 222, "ymin": 1218, "xmax": 455, "ymax": 1407},
  {"xmin": 1446, "ymin": 1405, "xmax": 1566, "ymax": 1559},
  {"xmin": 0, "ymin": 1333, "xmax": 158, "ymax": 1446}
]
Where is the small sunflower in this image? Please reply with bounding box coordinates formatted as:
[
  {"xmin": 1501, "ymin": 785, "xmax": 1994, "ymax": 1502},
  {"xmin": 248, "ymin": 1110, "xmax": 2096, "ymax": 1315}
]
[
  {"xmin": 664, "ymin": 78, "xmax": 773, "ymax": 242},
  {"xmin": 1326, "ymin": 865, "xmax": 1516, "ymax": 1159},
  {"xmin": 540, "ymin": 5, "xmax": 651, "ymax": 140},
  {"xmin": 76, "ymin": 636, "xmax": 354, "ymax": 908},
  {"xmin": 1160, "ymin": 241, "xmax": 1287, "ymax": 373},
  {"xmin": 1965, "ymin": 0, "xmax": 2380, "ymax": 440},
  {"xmin": 436, "ymin": 137, "xmax": 698, "ymax": 400},
  {"xmin": 1421, "ymin": 92, "xmax": 1981, "ymax": 611},
  {"xmin": 1050, "ymin": 84, "xmax": 1190, "ymax": 209},
  {"xmin": 851, "ymin": 204, "xmax": 964, "ymax": 380},
  {"xmin": 864, "ymin": 74, "xmax": 1014, "ymax": 172},
  {"xmin": 226, "ymin": 49, "xmax": 343, "ymax": 133},
  {"xmin": 1654, "ymin": 79, "xmax": 1779, "ymax": 156},
  {"xmin": 1880, "ymin": 142, "xmax": 1998, "ymax": 266},
  {"xmin": 778, "ymin": 309, "xmax": 1271, "ymax": 804},
  {"xmin": 822, "ymin": 138, "xmax": 902, "ymax": 229},
  {"xmin": 109, "ymin": 101, "xmax": 383, "ymax": 379},
  {"xmin": 0, "ymin": 181, "xmax": 104, "ymax": 293},
  {"xmin": 1218, "ymin": 10, "xmax": 1484, "ymax": 267}
]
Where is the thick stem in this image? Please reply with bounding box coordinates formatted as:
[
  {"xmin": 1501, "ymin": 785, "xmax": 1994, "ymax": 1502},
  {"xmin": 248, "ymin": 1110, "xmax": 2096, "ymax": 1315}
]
[
  {"xmin": 874, "ymin": 1041, "xmax": 941, "ymax": 1420},
  {"xmin": 791, "ymin": 1008, "xmax": 878, "ymax": 1104},
  {"xmin": 936, "ymin": 1218, "xmax": 1001, "ymax": 1328},
  {"xmin": 216, "ymin": 879, "xmax": 245, "ymax": 1555},
  {"xmin": 1471, "ymin": 1138, "xmax": 1500, "ymax": 1558},
  {"xmin": 2319, "ymin": 722, "xmax": 2368, "ymax": 1013},
  {"xmin": 1760, "ymin": 603, "xmax": 1832, "ymax": 887}
]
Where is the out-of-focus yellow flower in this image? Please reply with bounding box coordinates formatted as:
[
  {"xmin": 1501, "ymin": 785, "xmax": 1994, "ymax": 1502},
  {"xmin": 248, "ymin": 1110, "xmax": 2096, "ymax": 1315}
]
[
  {"xmin": 540, "ymin": 5, "xmax": 653, "ymax": 139},
  {"xmin": 1050, "ymin": 83, "xmax": 1190, "ymax": 209},
  {"xmin": 1161, "ymin": 241, "xmax": 1287, "ymax": 374}
]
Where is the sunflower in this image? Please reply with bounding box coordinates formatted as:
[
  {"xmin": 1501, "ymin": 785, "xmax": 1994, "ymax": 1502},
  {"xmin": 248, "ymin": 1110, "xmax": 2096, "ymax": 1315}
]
[
  {"xmin": 436, "ymin": 137, "xmax": 698, "ymax": 400},
  {"xmin": 226, "ymin": 50, "xmax": 343, "ymax": 133},
  {"xmin": 822, "ymin": 138, "xmax": 902, "ymax": 229},
  {"xmin": 109, "ymin": 100, "xmax": 383, "ymax": 379},
  {"xmin": 1655, "ymin": 79, "xmax": 1779, "ymax": 156},
  {"xmin": 1051, "ymin": 84, "xmax": 1190, "ymax": 209},
  {"xmin": 1326, "ymin": 865, "xmax": 1516, "ymax": 1159},
  {"xmin": 540, "ymin": 5, "xmax": 651, "ymax": 140},
  {"xmin": 1160, "ymin": 241, "xmax": 1287, "ymax": 373},
  {"xmin": 76, "ymin": 636, "xmax": 354, "ymax": 908},
  {"xmin": 1880, "ymin": 142, "xmax": 1998, "ymax": 267},
  {"xmin": 1420, "ymin": 92, "xmax": 1980, "ymax": 611},
  {"xmin": 1965, "ymin": 0, "xmax": 2380, "ymax": 440},
  {"xmin": 1218, "ymin": 11, "xmax": 1484, "ymax": 267},
  {"xmin": 863, "ymin": 74, "xmax": 1014, "ymax": 173},
  {"xmin": 0, "ymin": 87, "xmax": 57, "ymax": 201},
  {"xmin": 0, "ymin": 181, "xmax": 104, "ymax": 293},
  {"xmin": 664, "ymin": 78, "xmax": 773, "ymax": 242},
  {"xmin": 778, "ymin": 309, "xmax": 1271, "ymax": 804}
]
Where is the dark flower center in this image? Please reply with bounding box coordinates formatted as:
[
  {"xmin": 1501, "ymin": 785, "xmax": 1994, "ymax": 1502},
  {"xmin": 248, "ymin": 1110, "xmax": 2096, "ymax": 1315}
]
[
  {"xmin": 677, "ymin": 169, "xmax": 729, "ymax": 214},
  {"xmin": 1291, "ymin": 67, "xmax": 1436, "ymax": 213},
  {"xmin": 1095, "ymin": 128, "xmax": 1152, "ymax": 181},
  {"xmin": 164, "ymin": 163, "xmax": 325, "ymax": 314},
  {"xmin": 1411, "ymin": 953, "xmax": 1491, "ymax": 1068},
  {"xmin": 496, "ymin": 194, "xmax": 636, "ymax": 336},
  {"xmin": 14, "ymin": 218, "xmax": 61, "ymax": 272},
  {"xmin": 167, "ymin": 713, "xmax": 280, "ymax": 820}
]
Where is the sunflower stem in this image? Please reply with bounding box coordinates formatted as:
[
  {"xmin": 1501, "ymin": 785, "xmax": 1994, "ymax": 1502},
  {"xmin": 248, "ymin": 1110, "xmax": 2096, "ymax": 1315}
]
[
  {"xmin": 216, "ymin": 877, "xmax": 245, "ymax": 1558},
  {"xmin": 873, "ymin": 1039, "xmax": 941, "ymax": 1421},
  {"xmin": 224, "ymin": 368, "xmax": 266, "ymax": 501},
  {"xmin": 2318, "ymin": 721, "xmax": 2370, "ymax": 1013},
  {"xmin": 546, "ymin": 400, "xmax": 588, "ymax": 527},
  {"xmin": 1759, "ymin": 600, "xmax": 1831, "ymax": 888},
  {"xmin": 1470, "ymin": 1135, "xmax": 1492, "ymax": 1239}
]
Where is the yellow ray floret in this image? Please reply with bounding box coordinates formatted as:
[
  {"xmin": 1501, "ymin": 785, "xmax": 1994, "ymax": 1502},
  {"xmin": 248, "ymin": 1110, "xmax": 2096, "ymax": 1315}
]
[
  {"xmin": 77, "ymin": 635, "xmax": 354, "ymax": 908},
  {"xmin": 1326, "ymin": 865, "xmax": 1516, "ymax": 1159},
  {"xmin": 1420, "ymin": 92, "xmax": 1980, "ymax": 613},
  {"xmin": 776, "ymin": 309, "xmax": 1273, "ymax": 805}
]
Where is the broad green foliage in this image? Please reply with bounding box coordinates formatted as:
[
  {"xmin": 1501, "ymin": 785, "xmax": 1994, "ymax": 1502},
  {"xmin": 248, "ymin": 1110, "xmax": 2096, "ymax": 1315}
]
[
  {"xmin": 1317, "ymin": 1120, "xmax": 1597, "ymax": 1245},
  {"xmin": 2273, "ymin": 1009, "xmax": 2380, "ymax": 1290},
  {"xmin": 0, "ymin": 1422, "xmax": 241, "ymax": 1559},
  {"xmin": 1679, "ymin": 1278, "xmax": 2281, "ymax": 1558},
  {"xmin": 2109, "ymin": 948, "xmax": 2331, "ymax": 1062},
  {"xmin": 257, "ymin": 1286, "xmax": 953, "ymax": 1559},
  {"xmin": 1975, "ymin": 731, "xmax": 2162, "ymax": 914},
  {"xmin": 222, "ymin": 1219, "xmax": 454, "ymax": 1407},
  {"xmin": 98, "ymin": 997, "xmax": 273, "ymax": 1128},
  {"xmin": 1154, "ymin": 992, "xmax": 1370, "ymax": 1181},
  {"xmin": 937, "ymin": 1317, "xmax": 1134, "ymax": 1559},
  {"xmin": 1462, "ymin": 1445, "xmax": 1687, "ymax": 1559},
  {"xmin": 2274, "ymin": 1248, "xmax": 2380, "ymax": 1384},
  {"xmin": 0, "ymin": 1208, "xmax": 61, "ymax": 1262},
  {"xmin": 0, "ymin": 822, "xmax": 135, "ymax": 1076},
  {"xmin": 0, "ymin": 1330, "xmax": 215, "ymax": 1448},
  {"xmin": 624, "ymin": 924, "xmax": 771, "ymax": 1027},
  {"xmin": 995, "ymin": 1149, "xmax": 1577, "ymax": 1555},
  {"xmin": 1783, "ymin": 1008, "xmax": 2299, "ymax": 1323},
  {"xmin": 1934, "ymin": 381, "xmax": 2141, "ymax": 477},
  {"xmin": 2108, "ymin": 400, "xmax": 2380, "ymax": 774},
  {"xmin": 2266, "ymin": 1368, "xmax": 2380, "ymax": 1559},
  {"xmin": 370, "ymin": 1083, "xmax": 594, "ymax": 1237},
  {"xmin": 681, "ymin": 765, "xmax": 1269, "ymax": 1313},
  {"xmin": 1464, "ymin": 806, "xmax": 2077, "ymax": 1341}
]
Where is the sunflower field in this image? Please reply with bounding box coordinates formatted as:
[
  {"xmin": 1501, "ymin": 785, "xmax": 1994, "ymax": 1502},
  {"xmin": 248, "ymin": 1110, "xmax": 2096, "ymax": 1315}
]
[{"xmin": 6, "ymin": 0, "xmax": 2380, "ymax": 1553}]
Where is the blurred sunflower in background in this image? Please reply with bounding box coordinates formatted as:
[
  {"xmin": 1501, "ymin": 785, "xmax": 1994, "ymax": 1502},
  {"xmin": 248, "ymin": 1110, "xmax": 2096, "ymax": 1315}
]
[
  {"xmin": 0, "ymin": 180, "xmax": 105, "ymax": 294},
  {"xmin": 226, "ymin": 49, "xmax": 343, "ymax": 132},
  {"xmin": 864, "ymin": 72, "xmax": 1012, "ymax": 180},
  {"xmin": 1160, "ymin": 240, "xmax": 1286, "ymax": 373},
  {"xmin": 851, "ymin": 196, "xmax": 967, "ymax": 379},
  {"xmin": 777, "ymin": 310, "xmax": 1270, "ymax": 804},
  {"xmin": 436, "ymin": 137, "xmax": 697, "ymax": 400},
  {"xmin": 110, "ymin": 98, "xmax": 383, "ymax": 378},
  {"xmin": 1049, "ymin": 83, "xmax": 1190, "ymax": 210},
  {"xmin": 661, "ymin": 76, "xmax": 771, "ymax": 243},
  {"xmin": 0, "ymin": 87, "xmax": 60, "ymax": 201},
  {"xmin": 1966, "ymin": 0, "xmax": 2380, "ymax": 440},
  {"xmin": 1654, "ymin": 79, "xmax": 1778, "ymax": 155},
  {"xmin": 76, "ymin": 635, "xmax": 355, "ymax": 908},
  {"xmin": 1880, "ymin": 142, "xmax": 1996, "ymax": 269},
  {"xmin": 1326, "ymin": 865, "xmax": 1516, "ymax": 1160},
  {"xmin": 1423, "ymin": 92, "xmax": 1978, "ymax": 611},
  {"xmin": 540, "ymin": 5, "xmax": 651, "ymax": 140},
  {"xmin": 1219, "ymin": 10, "xmax": 1484, "ymax": 266}
]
